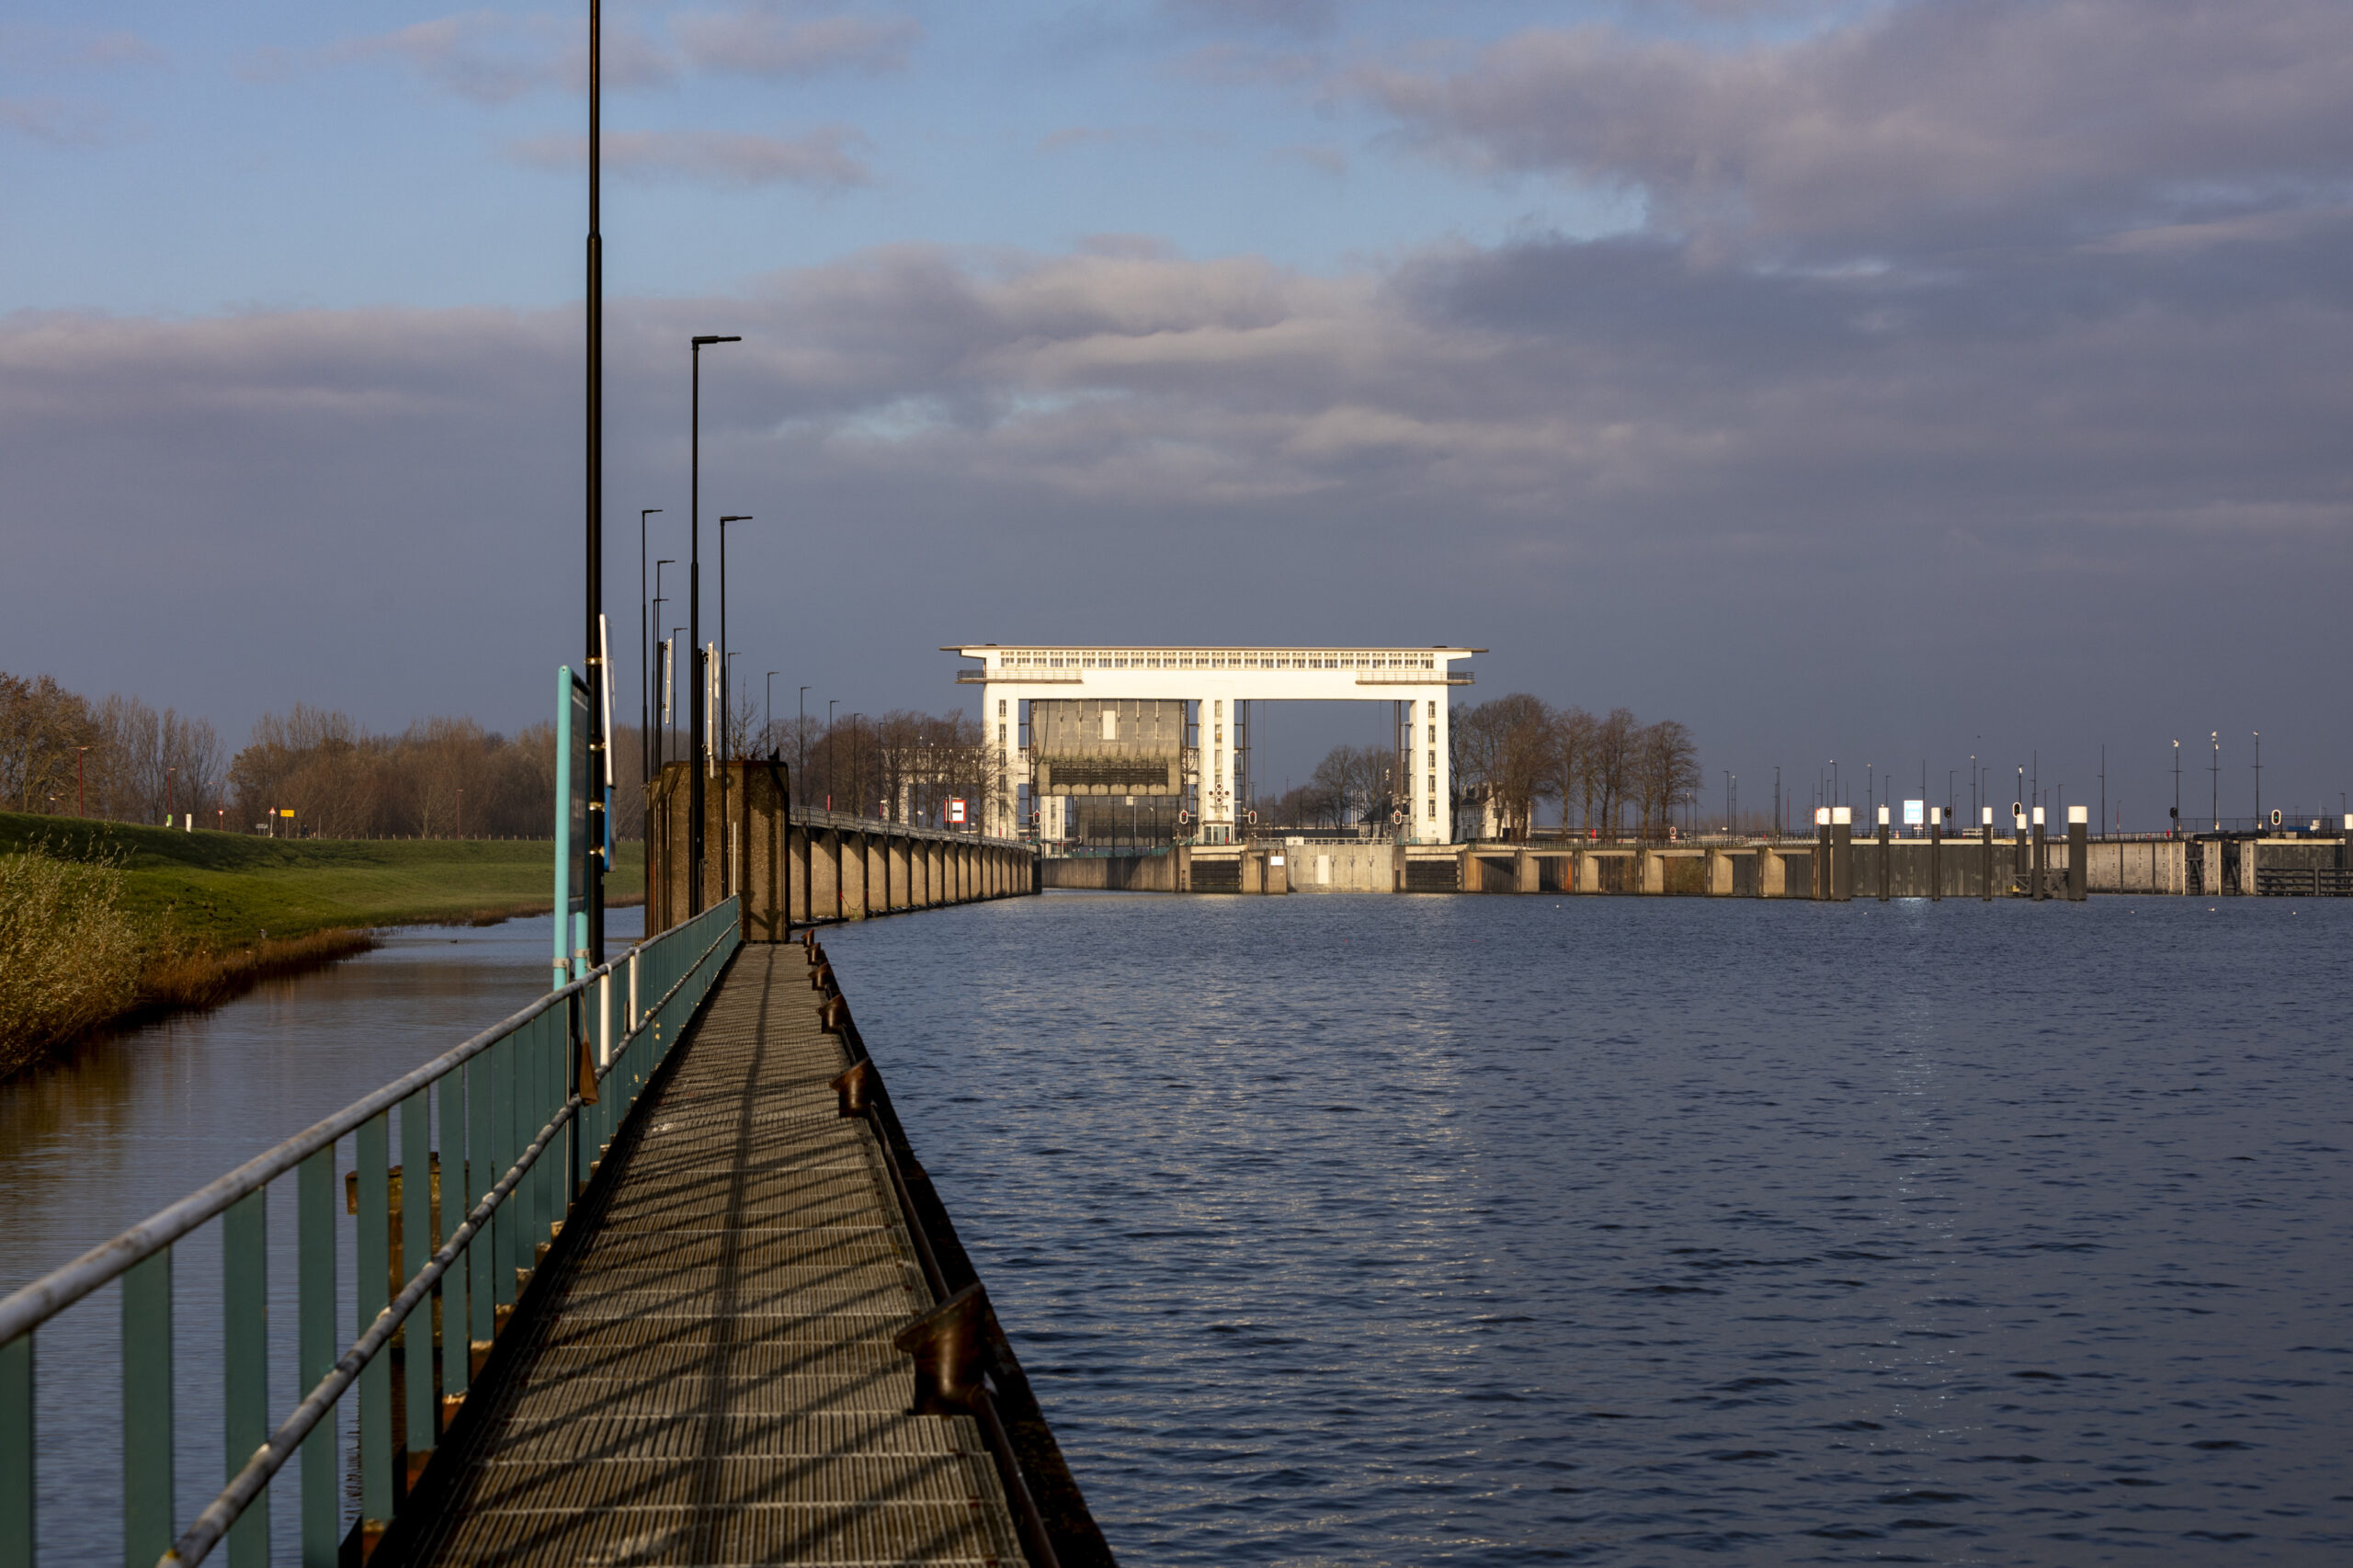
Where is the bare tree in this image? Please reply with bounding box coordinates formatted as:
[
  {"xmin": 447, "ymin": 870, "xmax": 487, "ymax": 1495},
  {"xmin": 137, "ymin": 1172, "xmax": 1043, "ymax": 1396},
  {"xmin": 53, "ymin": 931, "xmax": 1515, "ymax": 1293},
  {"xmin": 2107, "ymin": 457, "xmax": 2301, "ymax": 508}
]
[
  {"xmin": 1591, "ymin": 707, "xmax": 1639, "ymax": 838},
  {"xmin": 1631, "ymin": 720, "xmax": 1701, "ymax": 841},
  {"xmin": 1552, "ymin": 706, "xmax": 1597, "ymax": 835}
]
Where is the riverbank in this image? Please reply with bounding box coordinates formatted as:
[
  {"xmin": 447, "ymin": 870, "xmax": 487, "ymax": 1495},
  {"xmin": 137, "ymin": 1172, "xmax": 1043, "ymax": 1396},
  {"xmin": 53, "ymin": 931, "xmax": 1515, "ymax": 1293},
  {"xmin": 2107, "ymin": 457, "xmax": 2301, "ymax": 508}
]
[{"xmin": 0, "ymin": 813, "xmax": 644, "ymax": 1076}]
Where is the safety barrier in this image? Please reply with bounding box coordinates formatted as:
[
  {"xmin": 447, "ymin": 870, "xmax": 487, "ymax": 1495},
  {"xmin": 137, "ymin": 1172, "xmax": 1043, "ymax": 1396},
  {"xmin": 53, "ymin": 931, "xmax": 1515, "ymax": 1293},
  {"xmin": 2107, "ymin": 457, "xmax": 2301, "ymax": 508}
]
[{"xmin": 0, "ymin": 897, "xmax": 742, "ymax": 1567}]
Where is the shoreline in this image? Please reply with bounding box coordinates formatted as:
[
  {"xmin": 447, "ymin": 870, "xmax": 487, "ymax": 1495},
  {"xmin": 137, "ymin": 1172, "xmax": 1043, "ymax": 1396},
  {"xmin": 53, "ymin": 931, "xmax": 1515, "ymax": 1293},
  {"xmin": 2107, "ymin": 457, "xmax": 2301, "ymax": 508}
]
[{"xmin": 5, "ymin": 893, "xmax": 651, "ymax": 1079}]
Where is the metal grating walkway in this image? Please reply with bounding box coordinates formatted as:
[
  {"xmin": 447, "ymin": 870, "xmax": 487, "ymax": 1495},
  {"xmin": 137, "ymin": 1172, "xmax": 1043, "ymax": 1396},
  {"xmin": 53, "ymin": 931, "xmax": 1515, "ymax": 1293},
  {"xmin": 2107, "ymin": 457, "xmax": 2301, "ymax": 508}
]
[{"xmin": 404, "ymin": 945, "xmax": 1028, "ymax": 1566}]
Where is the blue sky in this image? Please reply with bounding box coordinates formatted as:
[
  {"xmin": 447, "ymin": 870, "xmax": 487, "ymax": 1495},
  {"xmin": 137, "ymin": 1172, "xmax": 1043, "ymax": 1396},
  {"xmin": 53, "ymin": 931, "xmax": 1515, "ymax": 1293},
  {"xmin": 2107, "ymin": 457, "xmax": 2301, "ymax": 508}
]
[
  {"xmin": 5, "ymin": 1, "xmax": 2351, "ymax": 818},
  {"xmin": 4, "ymin": 3, "xmax": 1664, "ymax": 314}
]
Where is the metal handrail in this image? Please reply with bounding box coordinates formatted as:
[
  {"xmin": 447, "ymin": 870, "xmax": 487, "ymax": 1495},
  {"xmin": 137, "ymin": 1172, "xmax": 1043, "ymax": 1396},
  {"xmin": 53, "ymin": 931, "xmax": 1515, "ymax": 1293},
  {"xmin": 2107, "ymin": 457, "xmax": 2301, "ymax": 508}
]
[{"xmin": 0, "ymin": 896, "xmax": 744, "ymax": 1568}]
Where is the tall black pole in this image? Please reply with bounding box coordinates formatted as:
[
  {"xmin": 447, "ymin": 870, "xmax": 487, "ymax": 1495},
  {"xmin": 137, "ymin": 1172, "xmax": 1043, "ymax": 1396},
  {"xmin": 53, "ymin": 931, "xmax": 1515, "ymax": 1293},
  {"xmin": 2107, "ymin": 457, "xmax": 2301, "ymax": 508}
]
[
  {"xmin": 689, "ymin": 344, "xmax": 703, "ymax": 915},
  {"xmin": 641, "ymin": 510, "xmax": 661, "ymax": 789},
  {"xmin": 585, "ymin": 0, "xmax": 607, "ymax": 965},
  {"xmin": 719, "ymin": 516, "xmax": 751, "ymax": 896}
]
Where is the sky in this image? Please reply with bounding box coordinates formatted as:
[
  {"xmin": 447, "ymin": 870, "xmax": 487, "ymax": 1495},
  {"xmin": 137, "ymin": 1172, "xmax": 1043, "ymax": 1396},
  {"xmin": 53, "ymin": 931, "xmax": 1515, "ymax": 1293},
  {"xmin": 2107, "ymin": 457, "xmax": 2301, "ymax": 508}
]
[{"xmin": 4, "ymin": 0, "xmax": 2349, "ymax": 825}]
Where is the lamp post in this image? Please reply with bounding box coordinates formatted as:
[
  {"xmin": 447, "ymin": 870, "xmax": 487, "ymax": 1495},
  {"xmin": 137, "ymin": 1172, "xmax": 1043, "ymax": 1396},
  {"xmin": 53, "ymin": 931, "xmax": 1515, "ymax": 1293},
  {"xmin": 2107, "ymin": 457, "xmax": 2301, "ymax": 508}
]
[
  {"xmin": 766, "ymin": 672, "xmax": 779, "ymax": 755},
  {"xmin": 718, "ymin": 517, "xmax": 751, "ymax": 766},
  {"xmin": 2252, "ymin": 731, "xmax": 2261, "ymax": 827},
  {"xmin": 827, "ymin": 699, "xmax": 837, "ymax": 810},
  {"xmin": 640, "ymin": 511, "xmax": 662, "ymax": 787},
  {"xmin": 2211, "ymin": 732, "xmax": 2220, "ymax": 832},
  {"xmin": 687, "ymin": 333, "xmax": 739, "ymax": 914},
  {"xmin": 584, "ymin": 0, "xmax": 609, "ymax": 964},
  {"xmin": 799, "ymin": 687, "xmax": 810, "ymax": 796},
  {"xmin": 651, "ymin": 561, "xmax": 673, "ymax": 770}
]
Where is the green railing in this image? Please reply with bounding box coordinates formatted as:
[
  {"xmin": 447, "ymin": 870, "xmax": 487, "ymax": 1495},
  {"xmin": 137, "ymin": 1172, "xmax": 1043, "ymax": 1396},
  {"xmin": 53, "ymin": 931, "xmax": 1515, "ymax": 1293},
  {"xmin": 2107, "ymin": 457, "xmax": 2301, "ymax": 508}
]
[{"xmin": 0, "ymin": 897, "xmax": 742, "ymax": 1567}]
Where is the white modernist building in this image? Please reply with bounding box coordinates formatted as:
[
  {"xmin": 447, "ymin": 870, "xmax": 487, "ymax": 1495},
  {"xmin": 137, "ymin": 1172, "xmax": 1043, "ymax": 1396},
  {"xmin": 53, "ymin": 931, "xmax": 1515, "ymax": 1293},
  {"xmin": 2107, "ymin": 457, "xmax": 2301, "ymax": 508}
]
[{"xmin": 949, "ymin": 644, "xmax": 1478, "ymax": 845}]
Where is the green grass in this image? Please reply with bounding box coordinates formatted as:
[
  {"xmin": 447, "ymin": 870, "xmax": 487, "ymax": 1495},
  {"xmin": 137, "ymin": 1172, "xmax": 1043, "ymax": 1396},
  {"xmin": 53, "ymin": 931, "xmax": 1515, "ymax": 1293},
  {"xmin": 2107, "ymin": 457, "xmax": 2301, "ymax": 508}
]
[{"xmin": 0, "ymin": 812, "xmax": 644, "ymax": 948}]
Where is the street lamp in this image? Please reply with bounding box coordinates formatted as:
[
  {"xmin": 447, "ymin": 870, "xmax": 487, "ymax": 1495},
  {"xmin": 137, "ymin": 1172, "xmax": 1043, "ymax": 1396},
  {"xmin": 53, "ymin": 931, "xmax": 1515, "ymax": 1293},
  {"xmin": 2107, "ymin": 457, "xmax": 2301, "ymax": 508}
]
[
  {"xmin": 640, "ymin": 510, "xmax": 662, "ymax": 787},
  {"xmin": 799, "ymin": 686, "xmax": 810, "ymax": 797},
  {"xmin": 827, "ymin": 699, "xmax": 837, "ymax": 810},
  {"xmin": 688, "ymin": 333, "xmax": 740, "ymax": 914},
  {"xmin": 766, "ymin": 673, "xmax": 779, "ymax": 755},
  {"xmin": 718, "ymin": 517, "xmax": 752, "ymax": 766},
  {"xmin": 651, "ymin": 560, "xmax": 673, "ymax": 770}
]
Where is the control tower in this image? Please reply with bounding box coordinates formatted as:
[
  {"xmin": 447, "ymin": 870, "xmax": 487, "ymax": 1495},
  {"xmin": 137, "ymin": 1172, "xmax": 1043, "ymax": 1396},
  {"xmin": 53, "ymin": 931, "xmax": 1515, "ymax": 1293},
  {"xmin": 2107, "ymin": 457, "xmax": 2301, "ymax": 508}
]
[{"xmin": 948, "ymin": 645, "xmax": 1478, "ymax": 845}]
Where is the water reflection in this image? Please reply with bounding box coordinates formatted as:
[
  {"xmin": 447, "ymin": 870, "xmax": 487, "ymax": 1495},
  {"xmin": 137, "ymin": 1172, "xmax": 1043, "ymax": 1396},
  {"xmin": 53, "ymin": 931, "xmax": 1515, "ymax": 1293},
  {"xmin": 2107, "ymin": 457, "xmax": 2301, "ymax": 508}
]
[{"xmin": 0, "ymin": 908, "xmax": 640, "ymax": 1564}]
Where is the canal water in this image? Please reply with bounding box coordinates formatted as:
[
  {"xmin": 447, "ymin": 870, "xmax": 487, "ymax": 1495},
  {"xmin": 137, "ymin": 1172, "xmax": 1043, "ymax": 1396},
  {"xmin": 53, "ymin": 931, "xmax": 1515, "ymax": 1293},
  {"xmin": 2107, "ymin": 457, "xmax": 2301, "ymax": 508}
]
[
  {"xmin": 0, "ymin": 909, "xmax": 640, "ymax": 1564},
  {"xmin": 822, "ymin": 893, "xmax": 2353, "ymax": 1565},
  {"xmin": 5, "ymin": 896, "xmax": 2347, "ymax": 1564}
]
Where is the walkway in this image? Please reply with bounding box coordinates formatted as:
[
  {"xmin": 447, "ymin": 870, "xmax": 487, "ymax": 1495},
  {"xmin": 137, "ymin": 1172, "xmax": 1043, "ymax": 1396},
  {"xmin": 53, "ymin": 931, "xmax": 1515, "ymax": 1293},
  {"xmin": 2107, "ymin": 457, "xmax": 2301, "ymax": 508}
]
[{"xmin": 402, "ymin": 946, "xmax": 1027, "ymax": 1565}]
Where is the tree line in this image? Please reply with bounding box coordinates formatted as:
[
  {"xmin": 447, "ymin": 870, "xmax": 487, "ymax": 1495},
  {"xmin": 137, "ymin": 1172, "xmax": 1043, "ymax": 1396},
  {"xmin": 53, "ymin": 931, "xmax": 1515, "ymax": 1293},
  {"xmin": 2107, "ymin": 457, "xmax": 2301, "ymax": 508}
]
[
  {"xmin": 2, "ymin": 673, "xmax": 224, "ymax": 824},
  {"xmin": 1256, "ymin": 697, "xmax": 1702, "ymax": 842}
]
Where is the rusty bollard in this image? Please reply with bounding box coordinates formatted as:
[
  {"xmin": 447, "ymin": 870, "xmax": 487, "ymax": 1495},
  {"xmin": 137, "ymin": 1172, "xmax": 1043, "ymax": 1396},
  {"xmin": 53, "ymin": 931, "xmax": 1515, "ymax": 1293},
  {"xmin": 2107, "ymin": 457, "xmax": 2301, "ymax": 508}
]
[
  {"xmin": 893, "ymin": 1284, "xmax": 993, "ymax": 1415},
  {"xmin": 819, "ymin": 993, "xmax": 853, "ymax": 1037},
  {"xmin": 830, "ymin": 1058, "xmax": 875, "ymax": 1118}
]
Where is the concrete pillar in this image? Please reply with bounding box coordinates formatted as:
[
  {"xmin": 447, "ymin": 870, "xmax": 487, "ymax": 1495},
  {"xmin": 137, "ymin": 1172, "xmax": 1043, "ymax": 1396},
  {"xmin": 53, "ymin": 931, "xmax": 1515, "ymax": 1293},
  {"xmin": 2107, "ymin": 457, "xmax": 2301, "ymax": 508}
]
[
  {"xmin": 1929, "ymin": 812, "xmax": 1942, "ymax": 902},
  {"xmin": 1458, "ymin": 844, "xmax": 1478, "ymax": 892},
  {"xmin": 2031, "ymin": 809, "xmax": 2048, "ymax": 902},
  {"xmin": 1758, "ymin": 846, "xmax": 1784, "ymax": 898},
  {"xmin": 1831, "ymin": 807, "xmax": 1852, "ymax": 900},
  {"xmin": 1707, "ymin": 848, "xmax": 1733, "ymax": 896},
  {"xmin": 1514, "ymin": 848, "xmax": 1537, "ymax": 892}
]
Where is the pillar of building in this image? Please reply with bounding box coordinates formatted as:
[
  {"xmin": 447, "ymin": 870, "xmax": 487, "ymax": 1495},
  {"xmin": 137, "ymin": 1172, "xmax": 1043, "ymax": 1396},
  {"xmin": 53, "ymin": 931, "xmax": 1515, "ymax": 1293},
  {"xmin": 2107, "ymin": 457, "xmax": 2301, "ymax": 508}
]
[{"xmin": 1513, "ymin": 848, "xmax": 1537, "ymax": 892}]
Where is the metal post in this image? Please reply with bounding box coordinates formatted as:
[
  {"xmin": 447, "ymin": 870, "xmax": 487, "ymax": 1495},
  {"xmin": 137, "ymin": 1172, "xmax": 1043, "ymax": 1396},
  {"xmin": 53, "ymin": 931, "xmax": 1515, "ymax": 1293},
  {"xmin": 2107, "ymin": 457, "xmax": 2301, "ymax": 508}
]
[
  {"xmin": 1877, "ymin": 805, "xmax": 1890, "ymax": 901},
  {"xmin": 2, "ymin": 1331, "xmax": 31, "ymax": 1568},
  {"xmin": 2068, "ymin": 806, "xmax": 2088, "ymax": 901},
  {"xmin": 122, "ymin": 1249, "xmax": 173, "ymax": 1567},
  {"xmin": 641, "ymin": 515, "xmax": 663, "ymax": 787},
  {"xmin": 401, "ymin": 1089, "xmax": 435, "ymax": 1476},
  {"xmin": 222, "ymin": 1187, "xmax": 269, "ymax": 1566},
  {"xmin": 1929, "ymin": 808, "xmax": 1942, "ymax": 901},
  {"xmin": 2031, "ymin": 808, "xmax": 2048, "ymax": 901},
  {"xmin": 1981, "ymin": 808, "xmax": 1994, "ymax": 901},
  {"xmin": 356, "ymin": 1112, "xmax": 393, "ymax": 1530},
  {"xmin": 585, "ymin": 0, "xmax": 606, "ymax": 967},
  {"xmin": 298, "ymin": 1149, "xmax": 337, "ymax": 1565}
]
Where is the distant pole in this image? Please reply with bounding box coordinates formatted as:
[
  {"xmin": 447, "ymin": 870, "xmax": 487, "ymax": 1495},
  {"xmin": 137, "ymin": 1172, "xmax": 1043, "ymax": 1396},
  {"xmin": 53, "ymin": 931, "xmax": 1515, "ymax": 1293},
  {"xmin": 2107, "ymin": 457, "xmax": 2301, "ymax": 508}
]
[
  {"xmin": 827, "ymin": 699, "xmax": 837, "ymax": 808},
  {"xmin": 2099, "ymin": 744, "xmax": 2106, "ymax": 842},
  {"xmin": 687, "ymin": 333, "xmax": 739, "ymax": 914},
  {"xmin": 2172, "ymin": 740, "xmax": 2181, "ymax": 835},
  {"xmin": 799, "ymin": 687, "xmax": 809, "ymax": 790},
  {"xmin": 651, "ymin": 565, "xmax": 673, "ymax": 769},
  {"xmin": 640, "ymin": 511, "xmax": 662, "ymax": 787},
  {"xmin": 2211, "ymin": 732, "xmax": 2220, "ymax": 831},
  {"xmin": 766, "ymin": 672, "xmax": 779, "ymax": 753},
  {"xmin": 2252, "ymin": 731, "xmax": 2261, "ymax": 826}
]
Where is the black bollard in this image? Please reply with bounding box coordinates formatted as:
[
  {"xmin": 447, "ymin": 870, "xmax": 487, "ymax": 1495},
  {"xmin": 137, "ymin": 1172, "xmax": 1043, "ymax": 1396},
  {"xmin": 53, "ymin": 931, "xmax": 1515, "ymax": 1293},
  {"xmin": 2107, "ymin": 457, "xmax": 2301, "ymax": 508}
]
[
  {"xmin": 2067, "ymin": 806, "xmax": 2087, "ymax": 901},
  {"xmin": 2031, "ymin": 809, "xmax": 2047, "ymax": 901},
  {"xmin": 1878, "ymin": 807, "xmax": 1891, "ymax": 901},
  {"xmin": 1981, "ymin": 809, "xmax": 1994, "ymax": 901},
  {"xmin": 1930, "ymin": 809, "xmax": 1942, "ymax": 901},
  {"xmin": 1816, "ymin": 811, "xmax": 1831, "ymax": 900},
  {"xmin": 1833, "ymin": 807, "xmax": 1853, "ymax": 901}
]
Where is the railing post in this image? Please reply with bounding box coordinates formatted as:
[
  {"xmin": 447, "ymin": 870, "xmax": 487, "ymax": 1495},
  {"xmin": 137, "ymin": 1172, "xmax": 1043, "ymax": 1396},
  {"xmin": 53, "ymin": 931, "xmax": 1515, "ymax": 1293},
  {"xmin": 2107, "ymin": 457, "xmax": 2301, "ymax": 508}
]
[
  {"xmin": 356, "ymin": 1110, "xmax": 393, "ymax": 1536},
  {"xmin": 401, "ymin": 1088, "xmax": 436, "ymax": 1483},
  {"xmin": 298, "ymin": 1148, "xmax": 338, "ymax": 1566},
  {"xmin": 2, "ymin": 1331, "xmax": 32, "ymax": 1568},
  {"xmin": 223, "ymin": 1187, "xmax": 269, "ymax": 1567},
  {"xmin": 438, "ymin": 1065, "xmax": 470, "ymax": 1421},
  {"xmin": 122, "ymin": 1246, "xmax": 173, "ymax": 1568}
]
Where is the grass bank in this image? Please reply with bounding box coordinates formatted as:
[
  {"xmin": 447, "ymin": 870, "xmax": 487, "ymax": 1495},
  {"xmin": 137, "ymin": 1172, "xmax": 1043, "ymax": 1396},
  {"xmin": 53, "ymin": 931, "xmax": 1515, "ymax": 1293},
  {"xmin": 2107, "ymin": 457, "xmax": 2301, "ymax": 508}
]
[{"xmin": 0, "ymin": 813, "xmax": 644, "ymax": 1076}]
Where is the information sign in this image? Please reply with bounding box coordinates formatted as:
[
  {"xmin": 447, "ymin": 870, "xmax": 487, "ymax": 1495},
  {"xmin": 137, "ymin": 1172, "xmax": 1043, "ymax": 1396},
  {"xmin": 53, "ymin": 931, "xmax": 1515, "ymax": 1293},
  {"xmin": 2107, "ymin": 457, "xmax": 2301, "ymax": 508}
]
[{"xmin": 1903, "ymin": 799, "xmax": 1925, "ymax": 827}]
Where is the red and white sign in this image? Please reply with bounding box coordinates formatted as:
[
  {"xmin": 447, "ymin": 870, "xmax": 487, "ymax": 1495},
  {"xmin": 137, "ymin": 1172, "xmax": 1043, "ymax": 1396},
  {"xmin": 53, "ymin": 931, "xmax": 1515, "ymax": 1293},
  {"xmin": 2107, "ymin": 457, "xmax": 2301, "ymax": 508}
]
[{"xmin": 946, "ymin": 797, "xmax": 968, "ymax": 824}]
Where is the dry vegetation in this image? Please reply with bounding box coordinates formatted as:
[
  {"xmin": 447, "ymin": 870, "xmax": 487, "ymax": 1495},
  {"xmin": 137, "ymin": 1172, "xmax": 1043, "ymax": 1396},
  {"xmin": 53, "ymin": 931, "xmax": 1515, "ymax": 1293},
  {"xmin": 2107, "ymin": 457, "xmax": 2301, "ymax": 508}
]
[{"xmin": 0, "ymin": 848, "xmax": 149, "ymax": 1076}]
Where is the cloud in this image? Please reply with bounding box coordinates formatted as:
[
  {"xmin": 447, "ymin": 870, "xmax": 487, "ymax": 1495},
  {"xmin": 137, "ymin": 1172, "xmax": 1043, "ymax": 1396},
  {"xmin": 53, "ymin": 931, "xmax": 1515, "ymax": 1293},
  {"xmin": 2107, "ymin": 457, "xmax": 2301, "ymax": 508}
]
[
  {"xmin": 673, "ymin": 7, "xmax": 920, "ymax": 77},
  {"xmin": 329, "ymin": 13, "xmax": 567, "ymax": 105},
  {"xmin": 1362, "ymin": 0, "xmax": 2353, "ymax": 255},
  {"xmin": 1158, "ymin": 0, "xmax": 1338, "ymax": 38},
  {"xmin": 0, "ymin": 97, "xmax": 119, "ymax": 149},
  {"xmin": 5, "ymin": 222, "xmax": 2348, "ymax": 778},
  {"xmin": 507, "ymin": 126, "xmax": 874, "ymax": 187}
]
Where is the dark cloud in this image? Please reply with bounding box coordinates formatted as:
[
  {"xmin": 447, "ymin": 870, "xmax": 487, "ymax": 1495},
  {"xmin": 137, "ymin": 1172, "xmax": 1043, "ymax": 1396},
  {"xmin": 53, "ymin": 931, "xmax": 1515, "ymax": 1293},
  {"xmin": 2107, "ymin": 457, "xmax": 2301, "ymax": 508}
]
[
  {"xmin": 1363, "ymin": 0, "xmax": 2353, "ymax": 255},
  {"xmin": 5, "ymin": 217, "xmax": 2347, "ymax": 810}
]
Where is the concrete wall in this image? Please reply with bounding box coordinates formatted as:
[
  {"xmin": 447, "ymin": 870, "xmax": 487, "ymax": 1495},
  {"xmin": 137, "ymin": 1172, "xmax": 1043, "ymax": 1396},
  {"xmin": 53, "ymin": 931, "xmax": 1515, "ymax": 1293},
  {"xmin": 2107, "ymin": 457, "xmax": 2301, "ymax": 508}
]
[
  {"xmin": 1284, "ymin": 841, "xmax": 1394, "ymax": 892},
  {"xmin": 1040, "ymin": 854, "xmax": 1178, "ymax": 892}
]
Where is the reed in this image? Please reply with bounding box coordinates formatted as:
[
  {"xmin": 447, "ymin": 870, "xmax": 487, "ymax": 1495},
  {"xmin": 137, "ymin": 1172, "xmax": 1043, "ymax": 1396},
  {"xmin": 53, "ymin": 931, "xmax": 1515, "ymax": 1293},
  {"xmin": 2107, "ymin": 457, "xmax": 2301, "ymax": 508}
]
[{"xmin": 0, "ymin": 848, "xmax": 145, "ymax": 1075}]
